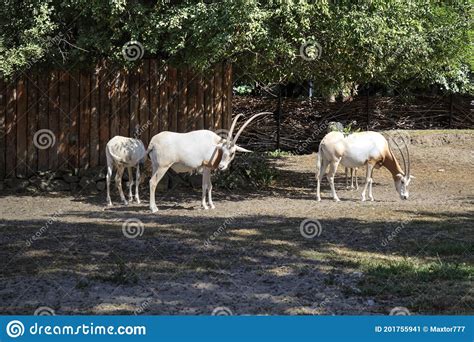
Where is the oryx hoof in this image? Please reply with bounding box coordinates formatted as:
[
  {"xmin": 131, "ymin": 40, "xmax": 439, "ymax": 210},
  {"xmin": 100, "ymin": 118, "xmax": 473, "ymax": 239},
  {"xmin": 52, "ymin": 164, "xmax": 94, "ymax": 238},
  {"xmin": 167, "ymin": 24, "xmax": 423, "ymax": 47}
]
[
  {"xmin": 150, "ymin": 206, "xmax": 158, "ymax": 213},
  {"xmin": 210, "ymin": 205, "xmax": 216, "ymax": 210},
  {"xmin": 135, "ymin": 199, "xmax": 141, "ymax": 204}
]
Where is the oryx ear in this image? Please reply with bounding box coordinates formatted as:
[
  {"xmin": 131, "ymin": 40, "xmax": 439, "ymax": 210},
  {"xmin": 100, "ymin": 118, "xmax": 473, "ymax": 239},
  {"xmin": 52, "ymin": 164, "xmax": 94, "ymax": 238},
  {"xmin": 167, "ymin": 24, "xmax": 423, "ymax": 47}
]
[
  {"xmin": 235, "ymin": 145, "xmax": 252, "ymax": 153},
  {"xmin": 409, "ymin": 175, "xmax": 415, "ymax": 179}
]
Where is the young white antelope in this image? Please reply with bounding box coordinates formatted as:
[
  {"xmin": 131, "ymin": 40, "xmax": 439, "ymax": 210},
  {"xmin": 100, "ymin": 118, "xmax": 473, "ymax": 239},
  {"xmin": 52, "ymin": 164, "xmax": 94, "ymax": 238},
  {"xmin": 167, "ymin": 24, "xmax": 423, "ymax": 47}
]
[
  {"xmin": 316, "ymin": 131, "xmax": 414, "ymax": 201},
  {"xmin": 147, "ymin": 112, "xmax": 270, "ymax": 213},
  {"xmin": 105, "ymin": 136, "xmax": 146, "ymax": 206}
]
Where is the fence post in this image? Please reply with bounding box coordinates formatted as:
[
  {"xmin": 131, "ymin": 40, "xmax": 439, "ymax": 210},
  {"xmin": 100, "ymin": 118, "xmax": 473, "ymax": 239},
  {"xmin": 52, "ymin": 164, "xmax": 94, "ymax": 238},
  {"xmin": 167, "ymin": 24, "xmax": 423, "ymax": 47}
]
[
  {"xmin": 276, "ymin": 85, "xmax": 282, "ymax": 150},
  {"xmin": 449, "ymin": 93, "xmax": 453, "ymax": 128},
  {"xmin": 366, "ymin": 85, "xmax": 370, "ymax": 130}
]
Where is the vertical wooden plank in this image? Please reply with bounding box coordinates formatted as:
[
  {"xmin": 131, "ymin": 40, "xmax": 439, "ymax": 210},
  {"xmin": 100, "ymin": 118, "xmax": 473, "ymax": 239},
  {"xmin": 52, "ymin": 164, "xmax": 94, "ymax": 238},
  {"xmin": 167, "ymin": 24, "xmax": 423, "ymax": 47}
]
[
  {"xmin": 99, "ymin": 63, "xmax": 110, "ymax": 166},
  {"xmin": 109, "ymin": 73, "xmax": 120, "ymax": 138},
  {"xmin": 0, "ymin": 79, "xmax": 6, "ymax": 179},
  {"xmin": 129, "ymin": 68, "xmax": 139, "ymax": 136},
  {"xmin": 48, "ymin": 71, "xmax": 59, "ymax": 171},
  {"xmin": 90, "ymin": 67, "xmax": 100, "ymax": 167},
  {"xmin": 139, "ymin": 60, "xmax": 150, "ymax": 143},
  {"xmin": 16, "ymin": 77, "xmax": 27, "ymax": 177},
  {"xmin": 213, "ymin": 64, "xmax": 223, "ymax": 130},
  {"xmin": 196, "ymin": 73, "xmax": 204, "ymax": 130},
  {"xmin": 27, "ymin": 74, "xmax": 38, "ymax": 175},
  {"xmin": 187, "ymin": 69, "xmax": 197, "ymax": 131},
  {"xmin": 159, "ymin": 63, "xmax": 169, "ymax": 133},
  {"xmin": 69, "ymin": 71, "xmax": 80, "ymax": 170},
  {"xmin": 119, "ymin": 69, "xmax": 129, "ymax": 138},
  {"xmin": 58, "ymin": 71, "xmax": 70, "ymax": 170},
  {"xmin": 203, "ymin": 74, "xmax": 214, "ymax": 130},
  {"xmin": 223, "ymin": 62, "xmax": 232, "ymax": 129},
  {"xmin": 177, "ymin": 68, "xmax": 188, "ymax": 132},
  {"xmin": 79, "ymin": 71, "xmax": 90, "ymax": 169},
  {"xmin": 149, "ymin": 60, "xmax": 160, "ymax": 136},
  {"xmin": 168, "ymin": 67, "xmax": 178, "ymax": 132},
  {"xmin": 5, "ymin": 80, "xmax": 16, "ymax": 178},
  {"xmin": 37, "ymin": 74, "xmax": 49, "ymax": 171}
]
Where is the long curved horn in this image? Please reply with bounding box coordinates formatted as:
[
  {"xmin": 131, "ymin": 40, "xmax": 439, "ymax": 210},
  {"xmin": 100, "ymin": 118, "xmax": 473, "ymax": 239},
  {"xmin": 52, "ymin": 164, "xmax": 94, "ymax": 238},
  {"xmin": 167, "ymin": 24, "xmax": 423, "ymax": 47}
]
[
  {"xmin": 390, "ymin": 137, "xmax": 407, "ymax": 176},
  {"xmin": 232, "ymin": 112, "xmax": 272, "ymax": 145},
  {"xmin": 227, "ymin": 114, "xmax": 245, "ymax": 145},
  {"xmin": 398, "ymin": 134, "xmax": 411, "ymax": 177}
]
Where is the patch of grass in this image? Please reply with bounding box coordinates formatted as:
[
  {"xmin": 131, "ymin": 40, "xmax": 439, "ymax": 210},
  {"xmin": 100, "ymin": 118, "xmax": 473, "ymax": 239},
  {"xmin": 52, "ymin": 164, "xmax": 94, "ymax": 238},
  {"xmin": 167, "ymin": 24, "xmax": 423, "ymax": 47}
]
[
  {"xmin": 358, "ymin": 258, "xmax": 473, "ymax": 313},
  {"xmin": 266, "ymin": 149, "xmax": 293, "ymax": 158},
  {"xmin": 421, "ymin": 242, "xmax": 473, "ymax": 256},
  {"xmin": 94, "ymin": 259, "xmax": 138, "ymax": 285}
]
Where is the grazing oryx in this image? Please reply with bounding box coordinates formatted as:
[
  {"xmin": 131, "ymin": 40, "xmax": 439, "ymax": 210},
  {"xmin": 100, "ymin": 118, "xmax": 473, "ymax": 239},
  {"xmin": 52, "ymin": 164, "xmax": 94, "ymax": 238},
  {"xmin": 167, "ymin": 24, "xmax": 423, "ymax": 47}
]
[
  {"xmin": 147, "ymin": 112, "xmax": 271, "ymax": 213},
  {"xmin": 327, "ymin": 122, "xmax": 358, "ymax": 190},
  {"xmin": 105, "ymin": 136, "xmax": 146, "ymax": 206},
  {"xmin": 316, "ymin": 131, "xmax": 414, "ymax": 201}
]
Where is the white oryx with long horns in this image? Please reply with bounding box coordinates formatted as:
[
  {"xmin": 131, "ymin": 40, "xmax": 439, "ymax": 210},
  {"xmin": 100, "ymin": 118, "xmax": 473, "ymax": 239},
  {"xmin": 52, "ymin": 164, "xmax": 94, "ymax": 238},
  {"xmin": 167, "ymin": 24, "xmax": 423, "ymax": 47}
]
[
  {"xmin": 147, "ymin": 112, "xmax": 271, "ymax": 213},
  {"xmin": 105, "ymin": 136, "xmax": 146, "ymax": 206},
  {"xmin": 316, "ymin": 131, "xmax": 414, "ymax": 201}
]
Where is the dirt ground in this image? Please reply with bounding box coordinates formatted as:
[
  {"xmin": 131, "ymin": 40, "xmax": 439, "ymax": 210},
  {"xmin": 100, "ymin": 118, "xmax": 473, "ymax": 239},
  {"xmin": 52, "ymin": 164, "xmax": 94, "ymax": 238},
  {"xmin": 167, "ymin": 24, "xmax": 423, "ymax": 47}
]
[{"xmin": 0, "ymin": 130, "xmax": 473, "ymax": 315}]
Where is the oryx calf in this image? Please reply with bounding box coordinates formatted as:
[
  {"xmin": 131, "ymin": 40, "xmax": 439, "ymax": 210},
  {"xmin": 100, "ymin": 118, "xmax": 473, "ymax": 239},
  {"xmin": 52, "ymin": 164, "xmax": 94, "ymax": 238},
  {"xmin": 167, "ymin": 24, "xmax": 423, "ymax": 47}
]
[
  {"xmin": 316, "ymin": 131, "xmax": 414, "ymax": 201},
  {"xmin": 105, "ymin": 136, "xmax": 146, "ymax": 206},
  {"xmin": 147, "ymin": 112, "xmax": 270, "ymax": 213}
]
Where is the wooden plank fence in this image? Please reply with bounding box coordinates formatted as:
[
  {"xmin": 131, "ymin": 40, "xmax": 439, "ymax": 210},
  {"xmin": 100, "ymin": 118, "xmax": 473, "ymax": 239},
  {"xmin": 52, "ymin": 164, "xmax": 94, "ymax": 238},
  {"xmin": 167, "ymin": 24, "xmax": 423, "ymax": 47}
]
[{"xmin": 0, "ymin": 60, "xmax": 232, "ymax": 179}]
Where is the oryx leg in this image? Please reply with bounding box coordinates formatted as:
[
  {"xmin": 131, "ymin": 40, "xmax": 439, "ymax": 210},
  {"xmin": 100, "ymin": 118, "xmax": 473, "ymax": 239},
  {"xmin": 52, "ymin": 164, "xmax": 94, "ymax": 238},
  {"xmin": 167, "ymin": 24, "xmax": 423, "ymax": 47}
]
[
  {"xmin": 354, "ymin": 168, "xmax": 359, "ymax": 190},
  {"xmin": 149, "ymin": 166, "xmax": 169, "ymax": 213},
  {"xmin": 201, "ymin": 168, "xmax": 210, "ymax": 210},
  {"xmin": 361, "ymin": 163, "xmax": 374, "ymax": 201},
  {"xmin": 327, "ymin": 159, "xmax": 341, "ymax": 202},
  {"xmin": 127, "ymin": 166, "xmax": 134, "ymax": 202},
  {"xmin": 201, "ymin": 168, "xmax": 215, "ymax": 210},
  {"xmin": 106, "ymin": 157, "xmax": 113, "ymax": 206},
  {"xmin": 368, "ymin": 167, "xmax": 374, "ymax": 201},
  {"xmin": 135, "ymin": 165, "xmax": 141, "ymax": 204},
  {"xmin": 115, "ymin": 166, "xmax": 128, "ymax": 205},
  {"xmin": 316, "ymin": 159, "xmax": 330, "ymax": 202}
]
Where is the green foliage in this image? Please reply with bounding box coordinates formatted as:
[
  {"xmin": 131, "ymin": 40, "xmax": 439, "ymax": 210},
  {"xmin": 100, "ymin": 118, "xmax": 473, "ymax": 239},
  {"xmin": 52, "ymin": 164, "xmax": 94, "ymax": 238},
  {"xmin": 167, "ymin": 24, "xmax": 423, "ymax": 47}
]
[
  {"xmin": 233, "ymin": 84, "xmax": 254, "ymax": 95},
  {"xmin": 266, "ymin": 149, "xmax": 293, "ymax": 158},
  {"xmin": 214, "ymin": 152, "xmax": 277, "ymax": 190},
  {"xmin": 0, "ymin": 1, "xmax": 472, "ymax": 94}
]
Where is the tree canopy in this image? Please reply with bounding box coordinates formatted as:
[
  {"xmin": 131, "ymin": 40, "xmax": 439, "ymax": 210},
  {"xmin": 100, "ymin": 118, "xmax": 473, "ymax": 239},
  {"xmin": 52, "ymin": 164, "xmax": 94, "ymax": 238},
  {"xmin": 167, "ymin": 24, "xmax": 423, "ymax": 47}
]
[{"xmin": 0, "ymin": 0, "xmax": 472, "ymax": 94}]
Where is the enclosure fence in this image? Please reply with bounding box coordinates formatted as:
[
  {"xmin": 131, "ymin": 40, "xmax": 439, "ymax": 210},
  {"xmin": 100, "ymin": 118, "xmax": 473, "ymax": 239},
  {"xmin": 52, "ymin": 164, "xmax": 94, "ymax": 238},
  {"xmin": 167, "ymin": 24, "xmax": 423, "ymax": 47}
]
[{"xmin": 0, "ymin": 61, "xmax": 232, "ymax": 180}]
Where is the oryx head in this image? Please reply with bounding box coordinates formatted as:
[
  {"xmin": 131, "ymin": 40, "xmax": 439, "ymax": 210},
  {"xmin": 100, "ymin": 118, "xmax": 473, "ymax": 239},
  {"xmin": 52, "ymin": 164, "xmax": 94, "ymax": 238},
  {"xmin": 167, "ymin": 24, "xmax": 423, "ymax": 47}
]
[
  {"xmin": 391, "ymin": 136, "xmax": 415, "ymax": 200},
  {"xmin": 216, "ymin": 112, "xmax": 270, "ymax": 171}
]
